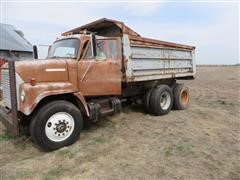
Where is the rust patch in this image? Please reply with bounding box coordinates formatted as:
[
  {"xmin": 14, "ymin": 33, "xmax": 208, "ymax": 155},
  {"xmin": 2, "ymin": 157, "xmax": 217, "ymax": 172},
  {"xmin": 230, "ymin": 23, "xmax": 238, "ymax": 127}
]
[
  {"xmin": 78, "ymin": 59, "xmax": 122, "ymax": 96},
  {"xmin": 74, "ymin": 92, "xmax": 89, "ymax": 116},
  {"xmin": 62, "ymin": 18, "xmax": 140, "ymax": 37},
  {"xmin": 15, "ymin": 59, "xmax": 68, "ymax": 82},
  {"xmin": 66, "ymin": 59, "xmax": 78, "ymax": 88},
  {"xmin": 129, "ymin": 35, "xmax": 195, "ymax": 50},
  {"xmin": 19, "ymin": 82, "xmax": 77, "ymax": 115}
]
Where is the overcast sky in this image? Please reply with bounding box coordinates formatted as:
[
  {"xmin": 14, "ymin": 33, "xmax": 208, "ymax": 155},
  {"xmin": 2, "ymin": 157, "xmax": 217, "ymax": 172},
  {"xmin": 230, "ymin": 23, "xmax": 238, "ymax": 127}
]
[{"xmin": 1, "ymin": 1, "xmax": 239, "ymax": 64}]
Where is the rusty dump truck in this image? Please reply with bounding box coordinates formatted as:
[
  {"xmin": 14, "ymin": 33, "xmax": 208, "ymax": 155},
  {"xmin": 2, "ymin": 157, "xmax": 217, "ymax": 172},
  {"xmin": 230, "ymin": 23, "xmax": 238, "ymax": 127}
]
[{"xmin": 0, "ymin": 18, "xmax": 196, "ymax": 151}]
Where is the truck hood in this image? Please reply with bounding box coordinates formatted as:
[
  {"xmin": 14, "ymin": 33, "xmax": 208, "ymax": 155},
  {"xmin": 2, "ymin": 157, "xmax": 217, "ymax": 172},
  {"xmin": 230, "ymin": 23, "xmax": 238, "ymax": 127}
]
[{"xmin": 15, "ymin": 59, "xmax": 68, "ymax": 83}]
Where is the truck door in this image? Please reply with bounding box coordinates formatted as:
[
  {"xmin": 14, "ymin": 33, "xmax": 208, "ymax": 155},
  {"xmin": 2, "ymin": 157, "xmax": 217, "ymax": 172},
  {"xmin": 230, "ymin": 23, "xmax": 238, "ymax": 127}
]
[{"xmin": 78, "ymin": 37, "xmax": 122, "ymax": 96}]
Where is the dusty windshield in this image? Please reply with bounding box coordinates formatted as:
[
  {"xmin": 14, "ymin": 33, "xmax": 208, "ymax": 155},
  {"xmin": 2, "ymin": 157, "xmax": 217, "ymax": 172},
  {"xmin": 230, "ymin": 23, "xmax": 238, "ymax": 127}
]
[{"xmin": 48, "ymin": 38, "xmax": 80, "ymax": 59}]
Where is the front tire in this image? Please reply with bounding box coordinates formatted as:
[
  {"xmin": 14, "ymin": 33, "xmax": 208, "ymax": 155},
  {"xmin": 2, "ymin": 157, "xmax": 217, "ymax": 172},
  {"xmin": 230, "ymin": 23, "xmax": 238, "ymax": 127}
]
[{"xmin": 30, "ymin": 100, "xmax": 83, "ymax": 151}]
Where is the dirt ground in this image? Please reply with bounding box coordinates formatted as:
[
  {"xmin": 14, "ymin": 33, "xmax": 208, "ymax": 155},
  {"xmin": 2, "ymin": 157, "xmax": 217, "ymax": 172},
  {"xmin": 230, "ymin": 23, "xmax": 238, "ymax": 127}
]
[{"xmin": 0, "ymin": 66, "xmax": 239, "ymax": 180}]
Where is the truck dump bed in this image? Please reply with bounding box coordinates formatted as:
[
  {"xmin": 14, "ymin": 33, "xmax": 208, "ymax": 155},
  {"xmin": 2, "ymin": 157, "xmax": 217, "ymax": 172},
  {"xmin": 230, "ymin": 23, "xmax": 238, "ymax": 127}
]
[
  {"xmin": 63, "ymin": 18, "xmax": 196, "ymax": 82},
  {"xmin": 123, "ymin": 35, "xmax": 196, "ymax": 82}
]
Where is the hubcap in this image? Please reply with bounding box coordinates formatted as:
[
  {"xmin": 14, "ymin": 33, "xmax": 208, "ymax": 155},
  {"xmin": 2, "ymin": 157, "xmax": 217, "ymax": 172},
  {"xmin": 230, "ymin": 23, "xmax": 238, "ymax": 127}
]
[
  {"xmin": 45, "ymin": 112, "xmax": 75, "ymax": 142},
  {"xmin": 160, "ymin": 91, "xmax": 171, "ymax": 110},
  {"xmin": 56, "ymin": 122, "xmax": 67, "ymax": 133}
]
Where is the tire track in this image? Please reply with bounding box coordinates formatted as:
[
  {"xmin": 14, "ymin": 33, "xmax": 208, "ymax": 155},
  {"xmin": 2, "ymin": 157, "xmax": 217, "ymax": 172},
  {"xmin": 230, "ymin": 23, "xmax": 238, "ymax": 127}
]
[{"xmin": 190, "ymin": 87, "xmax": 218, "ymax": 101}]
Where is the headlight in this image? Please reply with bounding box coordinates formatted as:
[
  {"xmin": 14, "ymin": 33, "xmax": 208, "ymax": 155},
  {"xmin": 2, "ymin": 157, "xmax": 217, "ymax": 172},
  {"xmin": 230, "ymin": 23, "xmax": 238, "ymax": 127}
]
[{"xmin": 20, "ymin": 89, "xmax": 26, "ymax": 102}]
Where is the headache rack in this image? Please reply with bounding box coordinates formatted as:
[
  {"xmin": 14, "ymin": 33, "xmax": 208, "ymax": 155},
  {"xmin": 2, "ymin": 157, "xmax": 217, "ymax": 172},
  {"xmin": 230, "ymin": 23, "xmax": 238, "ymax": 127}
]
[{"xmin": 0, "ymin": 60, "xmax": 19, "ymax": 135}]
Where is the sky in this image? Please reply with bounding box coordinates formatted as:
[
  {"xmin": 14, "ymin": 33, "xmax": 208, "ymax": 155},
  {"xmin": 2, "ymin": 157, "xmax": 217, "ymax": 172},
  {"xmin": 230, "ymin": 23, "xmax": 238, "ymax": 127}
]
[{"xmin": 1, "ymin": 0, "xmax": 239, "ymax": 64}]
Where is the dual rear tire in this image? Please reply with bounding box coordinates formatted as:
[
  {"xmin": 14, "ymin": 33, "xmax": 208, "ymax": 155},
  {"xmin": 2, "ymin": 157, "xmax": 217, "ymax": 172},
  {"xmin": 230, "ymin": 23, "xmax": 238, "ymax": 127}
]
[
  {"xmin": 143, "ymin": 84, "xmax": 190, "ymax": 115},
  {"xmin": 149, "ymin": 85, "xmax": 173, "ymax": 115},
  {"xmin": 173, "ymin": 84, "xmax": 190, "ymax": 110}
]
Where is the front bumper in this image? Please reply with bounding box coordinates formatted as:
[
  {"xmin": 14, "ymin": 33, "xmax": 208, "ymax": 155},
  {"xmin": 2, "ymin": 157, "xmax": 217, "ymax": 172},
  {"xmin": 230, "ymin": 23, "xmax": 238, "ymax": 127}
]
[
  {"xmin": 0, "ymin": 60, "xmax": 19, "ymax": 136},
  {"xmin": 0, "ymin": 105, "xmax": 19, "ymax": 135}
]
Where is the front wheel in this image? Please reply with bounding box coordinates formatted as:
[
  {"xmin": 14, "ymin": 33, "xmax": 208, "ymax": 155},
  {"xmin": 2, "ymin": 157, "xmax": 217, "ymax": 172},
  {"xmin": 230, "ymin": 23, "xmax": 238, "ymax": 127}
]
[{"xmin": 30, "ymin": 100, "xmax": 83, "ymax": 151}]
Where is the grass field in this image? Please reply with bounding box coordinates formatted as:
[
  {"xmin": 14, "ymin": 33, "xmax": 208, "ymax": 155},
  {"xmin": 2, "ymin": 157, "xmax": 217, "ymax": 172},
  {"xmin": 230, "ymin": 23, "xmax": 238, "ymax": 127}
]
[{"xmin": 0, "ymin": 66, "xmax": 239, "ymax": 180}]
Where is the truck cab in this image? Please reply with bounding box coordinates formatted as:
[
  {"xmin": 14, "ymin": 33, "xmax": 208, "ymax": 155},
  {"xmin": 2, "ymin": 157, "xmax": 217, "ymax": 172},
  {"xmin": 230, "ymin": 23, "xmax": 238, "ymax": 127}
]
[{"xmin": 0, "ymin": 18, "xmax": 195, "ymax": 151}]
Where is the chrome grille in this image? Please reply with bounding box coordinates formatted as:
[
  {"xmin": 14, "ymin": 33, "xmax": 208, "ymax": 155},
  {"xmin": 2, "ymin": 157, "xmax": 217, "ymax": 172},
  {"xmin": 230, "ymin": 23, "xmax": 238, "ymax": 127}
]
[{"xmin": 2, "ymin": 70, "xmax": 12, "ymax": 108}]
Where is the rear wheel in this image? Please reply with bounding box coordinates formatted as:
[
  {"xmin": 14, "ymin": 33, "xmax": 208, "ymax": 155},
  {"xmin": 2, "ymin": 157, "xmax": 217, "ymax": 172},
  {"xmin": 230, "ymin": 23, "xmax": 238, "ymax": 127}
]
[
  {"xmin": 149, "ymin": 85, "xmax": 173, "ymax": 115},
  {"xmin": 30, "ymin": 100, "xmax": 83, "ymax": 151},
  {"xmin": 173, "ymin": 84, "xmax": 190, "ymax": 110}
]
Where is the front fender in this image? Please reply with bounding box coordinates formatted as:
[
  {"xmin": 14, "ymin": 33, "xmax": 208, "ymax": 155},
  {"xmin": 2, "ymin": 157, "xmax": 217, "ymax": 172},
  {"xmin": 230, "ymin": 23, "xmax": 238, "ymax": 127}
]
[
  {"xmin": 74, "ymin": 92, "xmax": 89, "ymax": 116},
  {"xmin": 19, "ymin": 82, "xmax": 78, "ymax": 115}
]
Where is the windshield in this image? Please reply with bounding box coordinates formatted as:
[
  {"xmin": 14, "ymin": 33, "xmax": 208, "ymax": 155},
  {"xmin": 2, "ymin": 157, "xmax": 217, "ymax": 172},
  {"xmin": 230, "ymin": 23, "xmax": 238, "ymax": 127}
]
[{"xmin": 48, "ymin": 38, "xmax": 80, "ymax": 59}]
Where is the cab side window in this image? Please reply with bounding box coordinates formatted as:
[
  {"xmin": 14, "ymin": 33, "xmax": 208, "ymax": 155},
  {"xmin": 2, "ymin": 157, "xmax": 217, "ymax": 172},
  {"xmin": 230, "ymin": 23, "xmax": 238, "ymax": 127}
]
[
  {"xmin": 96, "ymin": 40, "xmax": 106, "ymax": 60},
  {"xmin": 83, "ymin": 38, "xmax": 118, "ymax": 60},
  {"xmin": 85, "ymin": 43, "xmax": 93, "ymax": 59},
  {"xmin": 107, "ymin": 40, "xmax": 117, "ymax": 59},
  {"xmin": 96, "ymin": 39, "xmax": 117, "ymax": 60}
]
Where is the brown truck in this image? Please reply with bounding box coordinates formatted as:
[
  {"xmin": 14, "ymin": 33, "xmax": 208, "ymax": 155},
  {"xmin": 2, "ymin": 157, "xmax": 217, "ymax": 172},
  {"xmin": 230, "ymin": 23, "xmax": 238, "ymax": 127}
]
[{"xmin": 0, "ymin": 18, "xmax": 196, "ymax": 151}]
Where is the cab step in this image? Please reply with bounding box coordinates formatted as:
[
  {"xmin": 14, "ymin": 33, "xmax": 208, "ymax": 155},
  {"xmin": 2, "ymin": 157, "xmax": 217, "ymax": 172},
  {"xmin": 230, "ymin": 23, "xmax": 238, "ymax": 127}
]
[{"xmin": 87, "ymin": 97, "xmax": 121, "ymax": 122}]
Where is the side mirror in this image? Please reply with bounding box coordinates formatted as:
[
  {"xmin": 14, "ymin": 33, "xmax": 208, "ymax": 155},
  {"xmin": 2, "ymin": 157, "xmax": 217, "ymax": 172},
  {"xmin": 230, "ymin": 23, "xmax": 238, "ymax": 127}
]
[
  {"xmin": 48, "ymin": 45, "xmax": 52, "ymax": 53},
  {"xmin": 90, "ymin": 34, "xmax": 97, "ymax": 57},
  {"xmin": 33, "ymin": 45, "xmax": 38, "ymax": 59}
]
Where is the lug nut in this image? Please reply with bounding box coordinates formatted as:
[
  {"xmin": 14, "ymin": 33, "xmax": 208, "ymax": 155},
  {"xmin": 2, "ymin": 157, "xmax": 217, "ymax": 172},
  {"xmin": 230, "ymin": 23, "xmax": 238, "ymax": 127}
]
[{"xmin": 47, "ymin": 122, "xmax": 52, "ymax": 128}]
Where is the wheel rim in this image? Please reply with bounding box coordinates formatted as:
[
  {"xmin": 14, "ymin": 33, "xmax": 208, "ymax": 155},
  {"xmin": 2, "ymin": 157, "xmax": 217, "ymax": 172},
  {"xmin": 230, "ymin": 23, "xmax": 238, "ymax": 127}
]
[
  {"xmin": 160, "ymin": 91, "xmax": 171, "ymax": 110},
  {"xmin": 45, "ymin": 112, "xmax": 75, "ymax": 142},
  {"xmin": 181, "ymin": 89, "xmax": 189, "ymax": 106}
]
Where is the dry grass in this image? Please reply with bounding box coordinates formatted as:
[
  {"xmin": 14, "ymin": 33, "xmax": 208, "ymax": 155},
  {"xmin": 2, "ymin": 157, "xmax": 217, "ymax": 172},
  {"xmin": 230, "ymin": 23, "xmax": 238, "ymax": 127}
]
[{"xmin": 0, "ymin": 66, "xmax": 239, "ymax": 180}]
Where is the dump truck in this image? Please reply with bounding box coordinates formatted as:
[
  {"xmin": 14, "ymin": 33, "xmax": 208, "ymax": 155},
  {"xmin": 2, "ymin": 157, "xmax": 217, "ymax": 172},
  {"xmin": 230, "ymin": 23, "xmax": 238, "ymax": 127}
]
[{"xmin": 0, "ymin": 18, "xmax": 196, "ymax": 151}]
